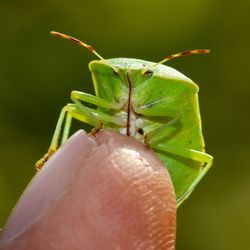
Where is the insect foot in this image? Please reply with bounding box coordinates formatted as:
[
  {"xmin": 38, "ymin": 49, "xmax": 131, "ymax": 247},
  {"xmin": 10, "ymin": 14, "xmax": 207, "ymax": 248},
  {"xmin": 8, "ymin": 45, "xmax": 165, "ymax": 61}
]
[{"xmin": 35, "ymin": 149, "xmax": 55, "ymax": 171}]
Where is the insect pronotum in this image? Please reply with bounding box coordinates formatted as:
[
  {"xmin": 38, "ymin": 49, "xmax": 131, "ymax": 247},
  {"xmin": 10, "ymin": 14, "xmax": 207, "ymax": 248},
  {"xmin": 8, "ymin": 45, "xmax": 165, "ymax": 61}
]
[{"xmin": 36, "ymin": 31, "xmax": 213, "ymax": 207}]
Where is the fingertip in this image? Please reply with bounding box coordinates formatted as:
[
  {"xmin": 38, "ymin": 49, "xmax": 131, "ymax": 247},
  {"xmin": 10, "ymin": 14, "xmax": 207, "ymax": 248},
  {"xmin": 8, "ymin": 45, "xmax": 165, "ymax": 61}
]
[
  {"xmin": 1, "ymin": 130, "xmax": 176, "ymax": 250},
  {"xmin": 94, "ymin": 130, "xmax": 176, "ymax": 249},
  {"xmin": 0, "ymin": 130, "xmax": 96, "ymax": 246}
]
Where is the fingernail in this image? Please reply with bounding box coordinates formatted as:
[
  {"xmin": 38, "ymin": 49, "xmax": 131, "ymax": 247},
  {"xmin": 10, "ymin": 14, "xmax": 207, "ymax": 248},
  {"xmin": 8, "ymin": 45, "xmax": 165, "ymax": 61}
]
[{"xmin": 0, "ymin": 130, "xmax": 95, "ymax": 245}]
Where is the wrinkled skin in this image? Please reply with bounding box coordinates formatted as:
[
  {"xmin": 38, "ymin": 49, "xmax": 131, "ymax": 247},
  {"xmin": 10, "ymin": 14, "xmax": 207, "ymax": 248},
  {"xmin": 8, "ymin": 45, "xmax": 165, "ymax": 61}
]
[{"xmin": 0, "ymin": 130, "xmax": 176, "ymax": 250}]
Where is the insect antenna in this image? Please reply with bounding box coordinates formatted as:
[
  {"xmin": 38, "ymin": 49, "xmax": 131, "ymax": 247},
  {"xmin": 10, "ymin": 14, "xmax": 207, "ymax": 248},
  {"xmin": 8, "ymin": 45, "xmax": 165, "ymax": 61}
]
[
  {"xmin": 151, "ymin": 49, "xmax": 210, "ymax": 68},
  {"xmin": 50, "ymin": 31, "xmax": 104, "ymax": 60}
]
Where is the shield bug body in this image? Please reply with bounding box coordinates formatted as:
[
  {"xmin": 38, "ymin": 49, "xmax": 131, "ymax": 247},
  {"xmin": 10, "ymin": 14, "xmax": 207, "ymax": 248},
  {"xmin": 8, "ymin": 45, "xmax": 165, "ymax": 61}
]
[{"xmin": 36, "ymin": 32, "xmax": 213, "ymax": 207}]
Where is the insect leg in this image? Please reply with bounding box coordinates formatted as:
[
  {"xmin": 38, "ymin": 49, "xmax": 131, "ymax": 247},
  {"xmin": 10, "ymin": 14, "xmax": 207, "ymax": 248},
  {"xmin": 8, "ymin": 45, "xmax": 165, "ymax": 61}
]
[
  {"xmin": 35, "ymin": 106, "xmax": 68, "ymax": 170},
  {"xmin": 54, "ymin": 104, "xmax": 103, "ymax": 148},
  {"xmin": 59, "ymin": 103, "xmax": 125, "ymax": 147},
  {"xmin": 145, "ymin": 113, "xmax": 182, "ymax": 143},
  {"xmin": 71, "ymin": 91, "xmax": 122, "ymax": 109},
  {"xmin": 35, "ymin": 103, "xmax": 102, "ymax": 170},
  {"xmin": 71, "ymin": 93, "xmax": 125, "ymax": 126},
  {"xmin": 35, "ymin": 102, "xmax": 125, "ymax": 170},
  {"xmin": 61, "ymin": 103, "xmax": 117, "ymax": 145},
  {"xmin": 61, "ymin": 112, "xmax": 72, "ymax": 144},
  {"xmin": 150, "ymin": 143, "xmax": 213, "ymax": 207}
]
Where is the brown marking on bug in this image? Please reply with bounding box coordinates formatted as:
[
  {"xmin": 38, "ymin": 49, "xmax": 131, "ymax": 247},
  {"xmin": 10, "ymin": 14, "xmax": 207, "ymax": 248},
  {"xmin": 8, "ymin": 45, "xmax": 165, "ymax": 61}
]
[
  {"xmin": 50, "ymin": 31, "xmax": 64, "ymax": 38},
  {"xmin": 87, "ymin": 45, "xmax": 94, "ymax": 52},
  {"xmin": 196, "ymin": 49, "xmax": 210, "ymax": 54},
  {"xmin": 143, "ymin": 134, "xmax": 152, "ymax": 149},
  {"xmin": 69, "ymin": 36, "xmax": 81, "ymax": 44},
  {"xmin": 35, "ymin": 148, "xmax": 56, "ymax": 171},
  {"xmin": 126, "ymin": 72, "xmax": 132, "ymax": 136},
  {"xmin": 179, "ymin": 50, "xmax": 193, "ymax": 56},
  {"xmin": 166, "ymin": 55, "xmax": 174, "ymax": 60},
  {"xmin": 155, "ymin": 49, "xmax": 210, "ymax": 66},
  {"xmin": 91, "ymin": 123, "xmax": 103, "ymax": 137},
  {"xmin": 50, "ymin": 31, "xmax": 104, "ymax": 60}
]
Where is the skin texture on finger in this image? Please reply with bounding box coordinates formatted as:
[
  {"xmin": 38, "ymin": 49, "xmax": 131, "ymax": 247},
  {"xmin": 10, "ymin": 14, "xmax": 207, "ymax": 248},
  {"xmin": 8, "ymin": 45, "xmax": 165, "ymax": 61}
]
[{"xmin": 0, "ymin": 130, "xmax": 176, "ymax": 250}]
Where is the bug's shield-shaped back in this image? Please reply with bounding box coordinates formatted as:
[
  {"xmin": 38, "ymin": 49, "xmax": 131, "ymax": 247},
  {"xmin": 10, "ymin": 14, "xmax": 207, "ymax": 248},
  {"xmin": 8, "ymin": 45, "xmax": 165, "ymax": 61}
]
[{"xmin": 132, "ymin": 73, "xmax": 206, "ymax": 202}]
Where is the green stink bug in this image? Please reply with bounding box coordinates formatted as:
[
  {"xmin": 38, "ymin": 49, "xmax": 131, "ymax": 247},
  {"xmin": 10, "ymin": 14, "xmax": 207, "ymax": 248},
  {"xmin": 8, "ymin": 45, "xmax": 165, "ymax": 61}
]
[{"xmin": 36, "ymin": 31, "xmax": 213, "ymax": 207}]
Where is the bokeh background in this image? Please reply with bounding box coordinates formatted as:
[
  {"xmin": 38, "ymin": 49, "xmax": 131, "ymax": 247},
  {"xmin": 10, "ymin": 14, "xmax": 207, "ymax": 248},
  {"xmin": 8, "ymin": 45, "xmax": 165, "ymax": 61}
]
[{"xmin": 0, "ymin": 0, "xmax": 249, "ymax": 249}]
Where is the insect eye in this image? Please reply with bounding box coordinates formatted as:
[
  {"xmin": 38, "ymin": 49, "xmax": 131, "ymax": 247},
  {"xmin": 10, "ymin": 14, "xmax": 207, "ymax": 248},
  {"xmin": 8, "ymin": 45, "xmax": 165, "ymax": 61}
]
[
  {"xmin": 138, "ymin": 128, "xmax": 144, "ymax": 135},
  {"xmin": 144, "ymin": 69, "xmax": 153, "ymax": 78}
]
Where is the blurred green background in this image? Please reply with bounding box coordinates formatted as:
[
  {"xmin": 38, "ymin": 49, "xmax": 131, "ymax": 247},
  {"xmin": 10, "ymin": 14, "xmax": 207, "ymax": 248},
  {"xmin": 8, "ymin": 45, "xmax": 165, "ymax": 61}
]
[{"xmin": 0, "ymin": 0, "xmax": 249, "ymax": 249}]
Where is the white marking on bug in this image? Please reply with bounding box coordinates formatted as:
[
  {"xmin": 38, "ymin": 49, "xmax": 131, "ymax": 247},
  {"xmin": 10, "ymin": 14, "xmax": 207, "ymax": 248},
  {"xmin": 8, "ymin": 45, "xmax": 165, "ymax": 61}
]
[
  {"xmin": 119, "ymin": 127, "xmax": 127, "ymax": 135},
  {"xmin": 129, "ymin": 111, "xmax": 137, "ymax": 136},
  {"xmin": 135, "ymin": 118, "xmax": 144, "ymax": 128},
  {"xmin": 118, "ymin": 109, "xmax": 144, "ymax": 141},
  {"xmin": 119, "ymin": 111, "xmax": 127, "ymax": 121}
]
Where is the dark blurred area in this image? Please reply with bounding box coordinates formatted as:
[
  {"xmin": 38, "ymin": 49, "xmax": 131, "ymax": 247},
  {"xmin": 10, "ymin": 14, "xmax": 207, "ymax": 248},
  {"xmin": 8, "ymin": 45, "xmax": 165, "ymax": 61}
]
[{"xmin": 0, "ymin": 0, "xmax": 249, "ymax": 249}]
